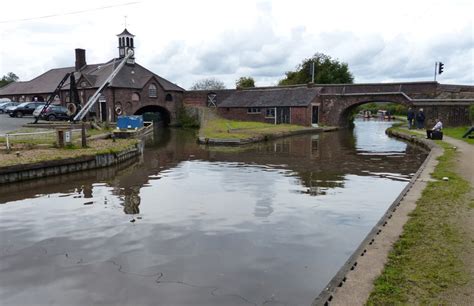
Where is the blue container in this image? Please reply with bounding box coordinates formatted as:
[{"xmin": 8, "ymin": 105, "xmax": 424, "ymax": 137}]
[{"xmin": 117, "ymin": 115, "xmax": 144, "ymax": 129}]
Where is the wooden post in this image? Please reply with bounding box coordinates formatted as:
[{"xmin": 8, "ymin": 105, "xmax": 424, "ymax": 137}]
[
  {"xmin": 81, "ymin": 123, "xmax": 87, "ymax": 148},
  {"xmin": 57, "ymin": 130, "xmax": 64, "ymax": 148}
]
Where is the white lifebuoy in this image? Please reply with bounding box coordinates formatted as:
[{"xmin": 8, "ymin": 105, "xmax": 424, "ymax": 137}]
[
  {"xmin": 66, "ymin": 103, "xmax": 77, "ymax": 116},
  {"xmin": 115, "ymin": 105, "xmax": 123, "ymax": 115}
]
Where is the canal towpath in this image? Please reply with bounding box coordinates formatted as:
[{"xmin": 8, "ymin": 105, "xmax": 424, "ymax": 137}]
[{"xmin": 327, "ymin": 131, "xmax": 474, "ymax": 305}]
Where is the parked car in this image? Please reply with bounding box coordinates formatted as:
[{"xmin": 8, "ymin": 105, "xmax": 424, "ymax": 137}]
[
  {"xmin": 33, "ymin": 105, "xmax": 70, "ymax": 121},
  {"xmin": 8, "ymin": 102, "xmax": 45, "ymax": 117},
  {"xmin": 0, "ymin": 102, "xmax": 17, "ymax": 114}
]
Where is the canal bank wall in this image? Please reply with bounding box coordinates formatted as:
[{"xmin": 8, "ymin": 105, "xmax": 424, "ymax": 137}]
[
  {"xmin": 0, "ymin": 142, "xmax": 143, "ymax": 184},
  {"xmin": 313, "ymin": 129, "xmax": 441, "ymax": 306},
  {"xmin": 198, "ymin": 126, "xmax": 338, "ymax": 146}
]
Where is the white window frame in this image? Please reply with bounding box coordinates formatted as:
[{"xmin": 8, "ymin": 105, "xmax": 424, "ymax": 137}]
[
  {"xmin": 247, "ymin": 107, "xmax": 261, "ymax": 114},
  {"xmin": 265, "ymin": 108, "xmax": 275, "ymax": 118},
  {"xmin": 148, "ymin": 84, "xmax": 157, "ymax": 98}
]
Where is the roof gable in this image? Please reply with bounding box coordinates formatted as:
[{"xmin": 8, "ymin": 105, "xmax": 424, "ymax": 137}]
[{"xmin": 0, "ymin": 59, "xmax": 184, "ymax": 96}]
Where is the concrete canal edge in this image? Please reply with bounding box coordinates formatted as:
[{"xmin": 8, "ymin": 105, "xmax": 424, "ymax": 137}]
[
  {"xmin": 0, "ymin": 142, "xmax": 144, "ymax": 184},
  {"xmin": 197, "ymin": 126, "xmax": 338, "ymax": 145},
  {"xmin": 312, "ymin": 130, "xmax": 443, "ymax": 306}
]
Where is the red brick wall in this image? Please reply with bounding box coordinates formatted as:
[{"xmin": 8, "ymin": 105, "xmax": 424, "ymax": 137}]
[
  {"xmin": 183, "ymin": 90, "xmax": 235, "ymax": 107},
  {"xmin": 218, "ymin": 107, "xmax": 275, "ymax": 124},
  {"xmin": 218, "ymin": 106, "xmax": 312, "ymax": 126},
  {"xmin": 291, "ymin": 107, "xmax": 311, "ymax": 126}
]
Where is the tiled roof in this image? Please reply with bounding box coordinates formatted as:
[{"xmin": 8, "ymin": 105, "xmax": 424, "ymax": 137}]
[
  {"xmin": 0, "ymin": 59, "xmax": 183, "ymax": 96},
  {"xmin": 218, "ymin": 87, "xmax": 321, "ymax": 108},
  {"xmin": 117, "ymin": 28, "xmax": 134, "ymax": 37}
]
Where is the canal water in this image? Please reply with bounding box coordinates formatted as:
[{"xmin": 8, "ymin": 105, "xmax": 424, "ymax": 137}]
[{"xmin": 0, "ymin": 120, "xmax": 427, "ymax": 305}]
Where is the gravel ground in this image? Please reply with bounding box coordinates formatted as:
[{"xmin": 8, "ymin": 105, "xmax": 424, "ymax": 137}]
[{"xmin": 0, "ymin": 115, "xmax": 34, "ymax": 134}]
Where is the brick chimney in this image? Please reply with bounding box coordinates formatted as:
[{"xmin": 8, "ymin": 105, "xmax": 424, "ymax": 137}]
[{"xmin": 75, "ymin": 48, "xmax": 87, "ymax": 71}]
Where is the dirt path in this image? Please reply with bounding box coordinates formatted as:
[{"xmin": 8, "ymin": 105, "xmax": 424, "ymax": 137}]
[{"xmin": 328, "ymin": 134, "xmax": 473, "ymax": 306}]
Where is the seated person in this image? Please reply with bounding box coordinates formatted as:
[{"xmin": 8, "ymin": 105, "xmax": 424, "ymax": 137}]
[
  {"xmin": 462, "ymin": 126, "xmax": 474, "ymax": 138},
  {"xmin": 426, "ymin": 119, "xmax": 443, "ymax": 139}
]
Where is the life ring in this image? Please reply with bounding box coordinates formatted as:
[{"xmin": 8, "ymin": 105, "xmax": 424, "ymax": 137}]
[
  {"xmin": 115, "ymin": 105, "xmax": 123, "ymax": 116},
  {"xmin": 66, "ymin": 103, "xmax": 77, "ymax": 116}
]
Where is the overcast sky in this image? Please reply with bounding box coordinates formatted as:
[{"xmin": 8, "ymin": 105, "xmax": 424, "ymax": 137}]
[{"xmin": 0, "ymin": 0, "xmax": 473, "ymax": 89}]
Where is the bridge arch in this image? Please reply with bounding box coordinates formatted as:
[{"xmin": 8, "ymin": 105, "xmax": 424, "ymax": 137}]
[
  {"xmin": 134, "ymin": 105, "xmax": 171, "ymax": 125},
  {"xmin": 327, "ymin": 94, "xmax": 413, "ymax": 127}
]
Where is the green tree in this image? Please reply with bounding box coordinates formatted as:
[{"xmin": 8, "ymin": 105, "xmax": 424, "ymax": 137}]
[
  {"xmin": 190, "ymin": 78, "xmax": 226, "ymax": 90},
  {"xmin": 235, "ymin": 76, "xmax": 255, "ymax": 89},
  {"xmin": 279, "ymin": 53, "xmax": 353, "ymax": 85},
  {"xmin": 0, "ymin": 72, "xmax": 19, "ymax": 88}
]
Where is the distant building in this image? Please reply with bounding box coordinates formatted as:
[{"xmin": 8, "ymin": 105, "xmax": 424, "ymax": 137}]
[
  {"xmin": 183, "ymin": 86, "xmax": 321, "ymax": 126},
  {"xmin": 0, "ymin": 29, "xmax": 184, "ymax": 124},
  {"xmin": 217, "ymin": 87, "xmax": 320, "ymax": 126}
]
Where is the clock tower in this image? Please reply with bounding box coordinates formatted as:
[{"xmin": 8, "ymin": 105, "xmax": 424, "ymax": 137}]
[{"xmin": 117, "ymin": 28, "xmax": 135, "ymax": 64}]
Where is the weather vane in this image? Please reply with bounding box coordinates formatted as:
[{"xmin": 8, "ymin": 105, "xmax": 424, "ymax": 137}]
[{"xmin": 124, "ymin": 15, "xmax": 127, "ymax": 28}]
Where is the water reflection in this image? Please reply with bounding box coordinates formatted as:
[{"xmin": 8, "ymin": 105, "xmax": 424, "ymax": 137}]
[{"xmin": 0, "ymin": 120, "xmax": 428, "ymax": 306}]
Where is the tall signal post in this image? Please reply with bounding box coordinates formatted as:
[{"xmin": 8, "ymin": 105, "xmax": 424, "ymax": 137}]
[{"xmin": 434, "ymin": 61, "xmax": 444, "ymax": 81}]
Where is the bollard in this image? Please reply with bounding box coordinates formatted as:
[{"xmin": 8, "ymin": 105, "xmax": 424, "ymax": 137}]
[
  {"xmin": 81, "ymin": 123, "xmax": 87, "ymax": 148},
  {"xmin": 57, "ymin": 130, "xmax": 64, "ymax": 148},
  {"xmin": 6, "ymin": 134, "xmax": 10, "ymax": 150}
]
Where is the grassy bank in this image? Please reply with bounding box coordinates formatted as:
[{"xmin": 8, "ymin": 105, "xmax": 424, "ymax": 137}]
[
  {"xmin": 367, "ymin": 131, "xmax": 472, "ymax": 304},
  {"xmin": 0, "ymin": 138, "xmax": 138, "ymax": 168},
  {"xmin": 442, "ymin": 126, "xmax": 474, "ymax": 145},
  {"xmin": 200, "ymin": 117, "xmax": 307, "ymax": 140}
]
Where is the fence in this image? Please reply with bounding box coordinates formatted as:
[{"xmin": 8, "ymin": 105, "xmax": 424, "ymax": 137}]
[{"xmin": 1, "ymin": 129, "xmax": 83, "ymax": 150}]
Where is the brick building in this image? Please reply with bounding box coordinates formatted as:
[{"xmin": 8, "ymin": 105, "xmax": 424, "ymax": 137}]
[
  {"xmin": 183, "ymin": 86, "xmax": 321, "ymax": 126},
  {"xmin": 0, "ymin": 29, "xmax": 184, "ymax": 124}
]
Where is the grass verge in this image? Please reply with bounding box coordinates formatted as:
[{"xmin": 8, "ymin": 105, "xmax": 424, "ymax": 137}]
[
  {"xmin": 200, "ymin": 117, "xmax": 306, "ymax": 140},
  {"xmin": 367, "ymin": 130, "xmax": 472, "ymax": 304},
  {"xmin": 0, "ymin": 138, "xmax": 138, "ymax": 168},
  {"xmin": 442, "ymin": 126, "xmax": 474, "ymax": 145}
]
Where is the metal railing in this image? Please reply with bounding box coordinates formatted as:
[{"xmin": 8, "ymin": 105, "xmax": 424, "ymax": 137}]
[{"xmin": 1, "ymin": 129, "xmax": 83, "ymax": 150}]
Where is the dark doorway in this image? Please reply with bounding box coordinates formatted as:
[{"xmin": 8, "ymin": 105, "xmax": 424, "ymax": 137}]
[
  {"xmin": 276, "ymin": 107, "xmax": 290, "ymax": 124},
  {"xmin": 33, "ymin": 95, "xmax": 45, "ymax": 102},
  {"xmin": 99, "ymin": 101, "xmax": 107, "ymax": 122},
  {"xmin": 134, "ymin": 105, "xmax": 171, "ymax": 126},
  {"xmin": 312, "ymin": 105, "xmax": 319, "ymax": 125}
]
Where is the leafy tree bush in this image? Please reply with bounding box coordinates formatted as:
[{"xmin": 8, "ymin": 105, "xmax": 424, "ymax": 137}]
[
  {"xmin": 235, "ymin": 76, "xmax": 255, "ymax": 89},
  {"xmin": 190, "ymin": 78, "xmax": 226, "ymax": 90},
  {"xmin": 0, "ymin": 72, "xmax": 19, "ymax": 88},
  {"xmin": 279, "ymin": 53, "xmax": 353, "ymax": 85},
  {"xmin": 177, "ymin": 107, "xmax": 200, "ymax": 128}
]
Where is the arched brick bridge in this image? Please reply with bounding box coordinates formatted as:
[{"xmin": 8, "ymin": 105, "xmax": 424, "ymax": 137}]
[{"xmin": 183, "ymin": 82, "xmax": 474, "ymax": 127}]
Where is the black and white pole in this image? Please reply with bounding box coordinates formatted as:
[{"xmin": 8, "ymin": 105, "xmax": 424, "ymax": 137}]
[{"xmin": 434, "ymin": 62, "xmax": 438, "ymax": 81}]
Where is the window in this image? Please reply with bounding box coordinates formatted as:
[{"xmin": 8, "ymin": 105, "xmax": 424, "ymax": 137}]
[
  {"xmin": 247, "ymin": 107, "xmax": 261, "ymax": 114},
  {"xmin": 132, "ymin": 93, "xmax": 140, "ymax": 102},
  {"xmin": 265, "ymin": 108, "xmax": 275, "ymax": 118},
  {"xmin": 148, "ymin": 84, "xmax": 157, "ymax": 97},
  {"xmin": 165, "ymin": 94, "xmax": 173, "ymax": 102}
]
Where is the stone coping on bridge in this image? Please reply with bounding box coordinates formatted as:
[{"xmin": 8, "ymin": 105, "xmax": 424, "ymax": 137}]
[
  {"xmin": 0, "ymin": 142, "xmax": 143, "ymax": 184},
  {"xmin": 198, "ymin": 126, "xmax": 338, "ymax": 146}
]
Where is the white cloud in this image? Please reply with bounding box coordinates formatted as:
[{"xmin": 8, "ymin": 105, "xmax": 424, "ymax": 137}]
[{"xmin": 0, "ymin": 0, "xmax": 472, "ymax": 89}]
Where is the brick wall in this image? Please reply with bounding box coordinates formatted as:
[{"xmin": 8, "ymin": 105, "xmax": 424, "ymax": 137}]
[
  {"xmin": 184, "ymin": 90, "xmax": 235, "ymax": 107},
  {"xmin": 217, "ymin": 106, "xmax": 312, "ymax": 126},
  {"xmin": 217, "ymin": 107, "xmax": 275, "ymax": 124},
  {"xmin": 291, "ymin": 107, "xmax": 311, "ymax": 126}
]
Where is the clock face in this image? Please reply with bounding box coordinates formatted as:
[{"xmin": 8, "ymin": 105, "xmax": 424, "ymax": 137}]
[{"xmin": 81, "ymin": 81, "xmax": 87, "ymax": 87}]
